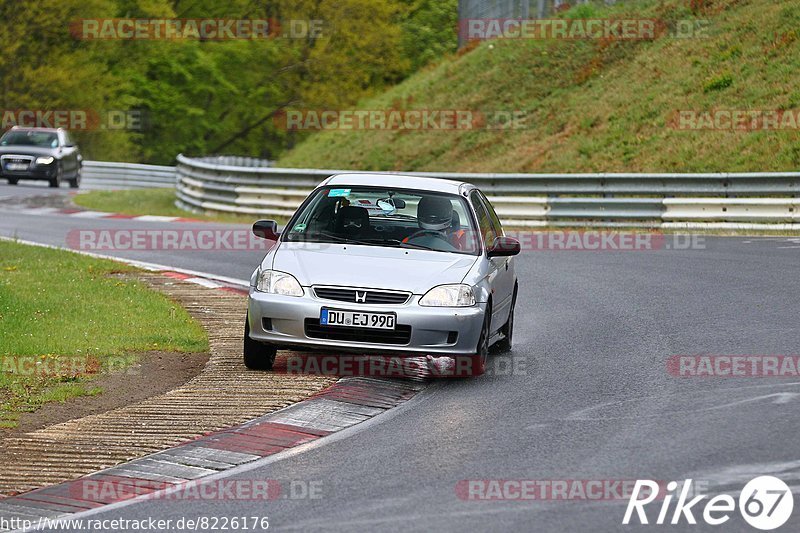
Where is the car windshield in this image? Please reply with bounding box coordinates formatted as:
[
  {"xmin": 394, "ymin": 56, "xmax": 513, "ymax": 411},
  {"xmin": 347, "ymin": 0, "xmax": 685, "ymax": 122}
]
[
  {"xmin": 284, "ymin": 186, "xmax": 481, "ymax": 255},
  {"xmin": 0, "ymin": 130, "xmax": 58, "ymax": 148}
]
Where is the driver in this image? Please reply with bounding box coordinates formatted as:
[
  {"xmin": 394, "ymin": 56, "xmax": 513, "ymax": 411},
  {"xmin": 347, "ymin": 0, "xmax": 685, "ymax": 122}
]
[{"xmin": 403, "ymin": 196, "xmax": 465, "ymax": 249}]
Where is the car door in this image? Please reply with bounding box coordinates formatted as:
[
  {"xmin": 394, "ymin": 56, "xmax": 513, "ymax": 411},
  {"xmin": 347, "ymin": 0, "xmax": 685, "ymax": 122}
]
[
  {"xmin": 477, "ymin": 191, "xmax": 515, "ymax": 328},
  {"xmin": 470, "ymin": 190, "xmax": 508, "ymax": 333}
]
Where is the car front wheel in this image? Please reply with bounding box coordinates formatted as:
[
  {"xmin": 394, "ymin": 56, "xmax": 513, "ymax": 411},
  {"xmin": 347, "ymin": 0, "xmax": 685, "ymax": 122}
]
[
  {"xmin": 467, "ymin": 307, "xmax": 491, "ymax": 376},
  {"xmin": 495, "ymin": 287, "xmax": 516, "ymax": 353},
  {"xmin": 69, "ymin": 167, "xmax": 81, "ymax": 189},
  {"xmin": 243, "ymin": 312, "xmax": 277, "ymax": 370},
  {"xmin": 49, "ymin": 163, "xmax": 62, "ymax": 188},
  {"xmin": 7, "ymin": 178, "xmax": 18, "ymax": 185}
]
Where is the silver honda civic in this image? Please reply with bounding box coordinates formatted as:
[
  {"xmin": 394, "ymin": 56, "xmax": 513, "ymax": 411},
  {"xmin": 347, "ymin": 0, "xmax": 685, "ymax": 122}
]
[{"xmin": 244, "ymin": 173, "xmax": 520, "ymax": 373}]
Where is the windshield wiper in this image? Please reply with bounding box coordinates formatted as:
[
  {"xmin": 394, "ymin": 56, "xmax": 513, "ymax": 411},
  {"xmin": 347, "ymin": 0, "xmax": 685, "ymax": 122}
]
[
  {"xmin": 294, "ymin": 232, "xmax": 434, "ymax": 250},
  {"xmin": 311, "ymin": 232, "xmax": 391, "ymax": 247},
  {"xmin": 398, "ymin": 241, "xmax": 438, "ymax": 251}
]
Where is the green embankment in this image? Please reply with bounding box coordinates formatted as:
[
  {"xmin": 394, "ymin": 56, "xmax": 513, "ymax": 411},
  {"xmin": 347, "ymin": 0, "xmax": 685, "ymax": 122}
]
[{"xmin": 278, "ymin": 0, "xmax": 800, "ymax": 173}]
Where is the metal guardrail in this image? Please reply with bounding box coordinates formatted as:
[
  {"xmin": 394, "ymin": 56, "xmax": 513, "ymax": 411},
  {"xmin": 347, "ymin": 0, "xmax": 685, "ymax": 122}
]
[
  {"xmin": 175, "ymin": 155, "xmax": 800, "ymax": 229},
  {"xmin": 81, "ymin": 161, "xmax": 176, "ymax": 190}
]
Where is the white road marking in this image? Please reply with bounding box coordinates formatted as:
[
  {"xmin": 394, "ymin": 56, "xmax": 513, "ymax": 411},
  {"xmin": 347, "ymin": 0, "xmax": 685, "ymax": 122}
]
[
  {"xmin": 564, "ymin": 382, "xmax": 800, "ymax": 421},
  {"xmin": 69, "ymin": 210, "xmax": 112, "ymax": 218},
  {"xmin": 184, "ymin": 277, "xmax": 222, "ymax": 289},
  {"xmin": 11, "ymin": 383, "xmax": 440, "ymax": 532},
  {"xmin": 0, "ymin": 236, "xmax": 249, "ymax": 287},
  {"xmin": 133, "ymin": 215, "xmax": 180, "ymax": 222},
  {"xmin": 15, "ymin": 207, "xmax": 61, "ymax": 215}
]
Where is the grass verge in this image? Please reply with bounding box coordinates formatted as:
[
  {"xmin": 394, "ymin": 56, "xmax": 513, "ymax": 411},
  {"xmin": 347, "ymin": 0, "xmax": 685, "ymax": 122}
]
[
  {"xmin": 277, "ymin": 0, "xmax": 800, "ymax": 173},
  {"xmin": 72, "ymin": 189, "xmax": 266, "ymax": 225},
  {"xmin": 0, "ymin": 240, "xmax": 208, "ymax": 428}
]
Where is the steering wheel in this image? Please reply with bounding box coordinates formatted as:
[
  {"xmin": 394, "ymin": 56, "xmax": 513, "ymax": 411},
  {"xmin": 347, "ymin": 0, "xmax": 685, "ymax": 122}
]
[{"xmin": 404, "ymin": 229, "xmax": 452, "ymax": 243}]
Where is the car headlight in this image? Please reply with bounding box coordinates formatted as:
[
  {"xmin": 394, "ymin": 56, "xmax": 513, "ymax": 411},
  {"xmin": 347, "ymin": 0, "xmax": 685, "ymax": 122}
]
[
  {"xmin": 35, "ymin": 156, "xmax": 54, "ymax": 165},
  {"xmin": 419, "ymin": 284, "xmax": 476, "ymax": 307},
  {"xmin": 256, "ymin": 269, "xmax": 304, "ymax": 297}
]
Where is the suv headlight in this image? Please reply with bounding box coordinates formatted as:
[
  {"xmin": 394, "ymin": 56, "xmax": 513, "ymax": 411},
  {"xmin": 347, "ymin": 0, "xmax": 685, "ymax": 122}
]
[
  {"xmin": 35, "ymin": 156, "xmax": 54, "ymax": 165},
  {"xmin": 256, "ymin": 270, "xmax": 304, "ymax": 297},
  {"xmin": 419, "ymin": 284, "xmax": 476, "ymax": 307}
]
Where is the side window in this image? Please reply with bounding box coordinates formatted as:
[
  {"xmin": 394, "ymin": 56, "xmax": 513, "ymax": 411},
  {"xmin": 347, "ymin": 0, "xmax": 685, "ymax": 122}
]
[
  {"xmin": 470, "ymin": 191, "xmax": 496, "ymax": 250},
  {"xmin": 479, "ymin": 191, "xmax": 504, "ymax": 236}
]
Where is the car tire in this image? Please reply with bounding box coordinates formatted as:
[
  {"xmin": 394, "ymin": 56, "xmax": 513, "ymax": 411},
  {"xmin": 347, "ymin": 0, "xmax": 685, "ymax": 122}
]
[
  {"xmin": 243, "ymin": 312, "xmax": 277, "ymax": 371},
  {"xmin": 49, "ymin": 163, "xmax": 62, "ymax": 188},
  {"xmin": 69, "ymin": 167, "xmax": 81, "ymax": 189},
  {"xmin": 471, "ymin": 307, "xmax": 491, "ymax": 376},
  {"xmin": 495, "ymin": 287, "xmax": 517, "ymax": 353},
  {"xmin": 7, "ymin": 178, "xmax": 18, "ymax": 185}
]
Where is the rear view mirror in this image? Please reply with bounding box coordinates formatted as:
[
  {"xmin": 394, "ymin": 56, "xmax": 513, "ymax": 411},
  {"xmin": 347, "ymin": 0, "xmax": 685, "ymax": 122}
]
[
  {"xmin": 252, "ymin": 220, "xmax": 280, "ymax": 240},
  {"xmin": 487, "ymin": 236, "xmax": 521, "ymax": 257},
  {"xmin": 376, "ymin": 200, "xmax": 396, "ymax": 214},
  {"xmin": 377, "ymin": 197, "xmax": 406, "ymax": 212}
]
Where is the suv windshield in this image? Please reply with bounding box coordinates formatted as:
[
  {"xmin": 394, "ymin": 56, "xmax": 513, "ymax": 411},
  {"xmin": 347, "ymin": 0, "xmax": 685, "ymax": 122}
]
[
  {"xmin": 284, "ymin": 186, "xmax": 481, "ymax": 255},
  {"xmin": 0, "ymin": 130, "xmax": 59, "ymax": 148}
]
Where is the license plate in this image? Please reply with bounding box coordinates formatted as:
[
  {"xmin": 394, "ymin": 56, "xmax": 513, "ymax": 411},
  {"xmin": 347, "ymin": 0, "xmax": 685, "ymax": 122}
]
[
  {"xmin": 6, "ymin": 163, "xmax": 27, "ymax": 171},
  {"xmin": 320, "ymin": 308, "xmax": 396, "ymax": 330}
]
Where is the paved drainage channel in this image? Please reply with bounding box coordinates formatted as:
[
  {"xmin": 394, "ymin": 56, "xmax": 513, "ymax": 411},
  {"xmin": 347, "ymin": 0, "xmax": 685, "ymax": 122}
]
[
  {"xmin": 0, "ymin": 272, "xmax": 429, "ymax": 528},
  {"xmin": 0, "ymin": 378, "xmax": 425, "ymax": 529}
]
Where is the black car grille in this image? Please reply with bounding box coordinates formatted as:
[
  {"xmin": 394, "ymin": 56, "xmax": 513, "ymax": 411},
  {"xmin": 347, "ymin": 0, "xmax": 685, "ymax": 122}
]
[
  {"xmin": 313, "ymin": 287, "xmax": 410, "ymax": 305},
  {"xmin": 304, "ymin": 319, "xmax": 412, "ymax": 345},
  {"xmin": 1, "ymin": 156, "xmax": 33, "ymax": 170}
]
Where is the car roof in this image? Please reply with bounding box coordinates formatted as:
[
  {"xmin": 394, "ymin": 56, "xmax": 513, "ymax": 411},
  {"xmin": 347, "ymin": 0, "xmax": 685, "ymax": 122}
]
[
  {"xmin": 322, "ymin": 173, "xmax": 472, "ymax": 195},
  {"xmin": 6, "ymin": 126, "xmax": 61, "ymax": 133}
]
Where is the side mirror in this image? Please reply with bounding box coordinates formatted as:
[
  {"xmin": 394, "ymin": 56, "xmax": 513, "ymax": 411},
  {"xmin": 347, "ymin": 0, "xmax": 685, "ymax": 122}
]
[
  {"xmin": 252, "ymin": 220, "xmax": 280, "ymax": 240},
  {"xmin": 487, "ymin": 236, "xmax": 520, "ymax": 257}
]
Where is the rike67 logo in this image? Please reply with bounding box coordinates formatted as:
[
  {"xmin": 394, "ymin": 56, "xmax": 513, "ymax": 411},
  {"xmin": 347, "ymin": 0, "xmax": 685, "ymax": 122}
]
[{"xmin": 623, "ymin": 477, "xmax": 794, "ymax": 530}]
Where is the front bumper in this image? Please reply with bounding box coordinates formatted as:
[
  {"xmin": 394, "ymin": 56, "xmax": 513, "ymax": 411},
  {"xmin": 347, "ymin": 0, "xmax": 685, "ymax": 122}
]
[
  {"xmin": 247, "ymin": 288, "xmax": 485, "ymax": 356},
  {"xmin": 0, "ymin": 166, "xmax": 57, "ymax": 180}
]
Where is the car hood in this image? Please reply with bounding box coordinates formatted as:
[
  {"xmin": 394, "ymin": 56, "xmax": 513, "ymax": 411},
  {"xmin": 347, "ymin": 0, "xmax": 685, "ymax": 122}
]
[
  {"xmin": 0, "ymin": 146, "xmax": 57, "ymax": 157},
  {"xmin": 270, "ymin": 243, "xmax": 479, "ymax": 294}
]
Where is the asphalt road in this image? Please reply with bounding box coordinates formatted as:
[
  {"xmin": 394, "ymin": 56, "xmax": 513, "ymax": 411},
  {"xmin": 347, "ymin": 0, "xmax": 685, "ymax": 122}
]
[
  {"xmin": 1, "ymin": 182, "xmax": 799, "ymax": 532},
  {"xmin": 0, "ymin": 182, "xmax": 262, "ymax": 281}
]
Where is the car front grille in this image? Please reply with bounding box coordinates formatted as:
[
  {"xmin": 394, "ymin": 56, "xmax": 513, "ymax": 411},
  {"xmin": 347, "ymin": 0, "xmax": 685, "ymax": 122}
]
[
  {"xmin": 1, "ymin": 155, "xmax": 33, "ymax": 170},
  {"xmin": 313, "ymin": 286, "xmax": 411, "ymax": 305},
  {"xmin": 304, "ymin": 319, "xmax": 412, "ymax": 345}
]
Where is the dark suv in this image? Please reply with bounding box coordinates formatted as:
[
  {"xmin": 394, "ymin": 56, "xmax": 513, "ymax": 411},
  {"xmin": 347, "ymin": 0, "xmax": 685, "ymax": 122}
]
[{"xmin": 0, "ymin": 127, "xmax": 82, "ymax": 188}]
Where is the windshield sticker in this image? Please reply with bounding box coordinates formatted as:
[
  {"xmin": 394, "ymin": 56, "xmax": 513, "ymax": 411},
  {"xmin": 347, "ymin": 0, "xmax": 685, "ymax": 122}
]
[
  {"xmin": 328, "ymin": 188, "xmax": 351, "ymax": 197},
  {"xmin": 293, "ymin": 223, "xmax": 307, "ymax": 232}
]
